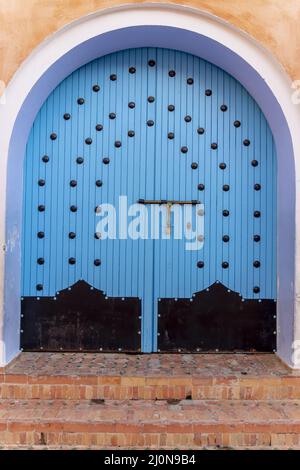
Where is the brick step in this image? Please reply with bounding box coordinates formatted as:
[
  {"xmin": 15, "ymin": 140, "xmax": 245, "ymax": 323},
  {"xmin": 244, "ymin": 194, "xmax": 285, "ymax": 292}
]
[
  {"xmin": 1, "ymin": 399, "xmax": 300, "ymax": 449},
  {"xmin": 1, "ymin": 374, "xmax": 300, "ymax": 400}
]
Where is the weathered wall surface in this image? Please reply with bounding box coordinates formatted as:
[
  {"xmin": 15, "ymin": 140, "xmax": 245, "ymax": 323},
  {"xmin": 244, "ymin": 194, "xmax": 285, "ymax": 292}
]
[{"xmin": 0, "ymin": 0, "xmax": 300, "ymax": 85}]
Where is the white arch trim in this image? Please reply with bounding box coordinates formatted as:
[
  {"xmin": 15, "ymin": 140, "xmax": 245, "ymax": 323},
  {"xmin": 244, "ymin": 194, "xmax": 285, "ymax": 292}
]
[{"xmin": 0, "ymin": 3, "xmax": 299, "ymax": 367}]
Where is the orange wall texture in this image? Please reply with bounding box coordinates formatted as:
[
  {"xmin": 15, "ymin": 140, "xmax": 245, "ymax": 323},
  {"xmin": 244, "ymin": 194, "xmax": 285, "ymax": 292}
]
[{"xmin": 0, "ymin": 0, "xmax": 300, "ymax": 85}]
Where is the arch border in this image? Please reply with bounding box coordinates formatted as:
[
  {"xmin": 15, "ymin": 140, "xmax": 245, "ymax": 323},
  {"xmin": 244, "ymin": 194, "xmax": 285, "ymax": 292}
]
[{"xmin": 0, "ymin": 3, "xmax": 299, "ymax": 367}]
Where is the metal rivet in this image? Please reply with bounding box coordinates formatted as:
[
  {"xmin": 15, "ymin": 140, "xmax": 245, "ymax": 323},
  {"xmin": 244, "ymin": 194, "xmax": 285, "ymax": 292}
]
[
  {"xmin": 38, "ymin": 205, "xmax": 45, "ymax": 212},
  {"xmin": 42, "ymin": 155, "xmax": 49, "ymax": 163},
  {"xmin": 220, "ymin": 104, "xmax": 228, "ymax": 112},
  {"xmin": 95, "ymin": 206, "xmax": 101, "ymax": 214},
  {"xmin": 234, "ymin": 120, "xmax": 241, "ymax": 128},
  {"xmin": 205, "ymin": 89, "xmax": 212, "ymax": 96},
  {"xmin": 253, "ymin": 234, "xmax": 261, "ymax": 242},
  {"xmin": 129, "ymin": 66, "xmax": 136, "ymax": 74},
  {"xmin": 181, "ymin": 146, "xmax": 188, "ymax": 154},
  {"xmin": 254, "ymin": 211, "xmax": 261, "ymax": 218},
  {"xmin": 38, "ymin": 179, "xmax": 45, "ymax": 186},
  {"xmin": 77, "ymin": 98, "xmax": 84, "ymax": 105},
  {"xmin": 168, "ymin": 132, "xmax": 174, "ymax": 140},
  {"xmin": 109, "ymin": 112, "xmax": 116, "ymax": 119},
  {"xmin": 50, "ymin": 133, "xmax": 57, "ymax": 140},
  {"xmin": 187, "ymin": 78, "xmax": 194, "ymax": 85},
  {"xmin": 197, "ymin": 261, "xmax": 204, "ymax": 268},
  {"xmin": 76, "ymin": 157, "xmax": 84, "ymax": 164},
  {"xmin": 219, "ymin": 163, "xmax": 226, "ymax": 170},
  {"xmin": 36, "ymin": 284, "xmax": 43, "ymax": 291},
  {"xmin": 96, "ymin": 180, "xmax": 103, "ymax": 187},
  {"xmin": 147, "ymin": 120, "xmax": 154, "ymax": 127},
  {"xmin": 128, "ymin": 102, "xmax": 135, "ymax": 109},
  {"xmin": 110, "ymin": 74, "xmax": 117, "ymax": 81},
  {"xmin": 169, "ymin": 70, "xmax": 176, "ymax": 77},
  {"xmin": 70, "ymin": 205, "xmax": 77, "ymax": 212},
  {"xmin": 85, "ymin": 137, "xmax": 92, "ymax": 145},
  {"xmin": 69, "ymin": 232, "xmax": 76, "ymax": 239},
  {"xmin": 243, "ymin": 139, "xmax": 251, "ymax": 146},
  {"xmin": 253, "ymin": 286, "xmax": 260, "ymax": 293},
  {"xmin": 253, "ymin": 260, "xmax": 261, "ymax": 268},
  {"xmin": 93, "ymin": 84, "xmax": 100, "ymax": 92},
  {"xmin": 251, "ymin": 160, "xmax": 259, "ymax": 167},
  {"xmin": 63, "ymin": 113, "xmax": 71, "ymax": 120},
  {"xmin": 222, "ymin": 262, "xmax": 229, "ymax": 269},
  {"xmin": 185, "ymin": 115, "xmax": 192, "ymax": 123},
  {"xmin": 70, "ymin": 180, "xmax": 77, "ymax": 187},
  {"xmin": 254, "ymin": 183, "xmax": 261, "ymax": 191},
  {"xmin": 95, "ymin": 232, "xmax": 101, "ymax": 239},
  {"xmin": 198, "ymin": 183, "xmax": 205, "ymax": 191},
  {"xmin": 148, "ymin": 59, "xmax": 156, "ymax": 67},
  {"xmin": 69, "ymin": 257, "xmax": 76, "ymax": 265},
  {"xmin": 96, "ymin": 124, "xmax": 103, "ymax": 132},
  {"xmin": 223, "ymin": 184, "xmax": 230, "ymax": 191},
  {"xmin": 115, "ymin": 141, "xmax": 122, "ymax": 148},
  {"xmin": 94, "ymin": 259, "xmax": 101, "ymax": 267},
  {"xmin": 148, "ymin": 96, "xmax": 155, "ymax": 103},
  {"xmin": 37, "ymin": 231, "xmax": 45, "ymax": 239},
  {"xmin": 211, "ymin": 143, "xmax": 218, "ymax": 150},
  {"xmin": 128, "ymin": 130, "xmax": 135, "ymax": 137},
  {"xmin": 191, "ymin": 162, "xmax": 198, "ymax": 170},
  {"xmin": 223, "ymin": 210, "xmax": 229, "ymax": 217},
  {"xmin": 168, "ymin": 104, "xmax": 175, "ymax": 112},
  {"xmin": 103, "ymin": 157, "xmax": 110, "ymax": 165},
  {"xmin": 37, "ymin": 258, "xmax": 44, "ymax": 265},
  {"xmin": 197, "ymin": 127, "xmax": 205, "ymax": 135},
  {"xmin": 223, "ymin": 235, "xmax": 230, "ymax": 242}
]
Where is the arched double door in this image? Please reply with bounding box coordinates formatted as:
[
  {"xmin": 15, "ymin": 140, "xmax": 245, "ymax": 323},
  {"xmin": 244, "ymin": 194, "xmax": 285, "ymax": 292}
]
[{"xmin": 21, "ymin": 48, "xmax": 277, "ymax": 353}]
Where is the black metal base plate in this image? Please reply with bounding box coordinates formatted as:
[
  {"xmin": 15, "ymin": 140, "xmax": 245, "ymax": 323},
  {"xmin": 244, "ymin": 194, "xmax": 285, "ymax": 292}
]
[
  {"xmin": 158, "ymin": 283, "xmax": 276, "ymax": 352},
  {"xmin": 21, "ymin": 281, "xmax": 141, "ymax": 352}
]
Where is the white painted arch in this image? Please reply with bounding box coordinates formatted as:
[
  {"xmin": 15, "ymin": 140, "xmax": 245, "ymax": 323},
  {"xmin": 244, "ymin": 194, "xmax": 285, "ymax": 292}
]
[{"xmin": 0, "ymin": 3, "xmax": 299, "ymax": 367}]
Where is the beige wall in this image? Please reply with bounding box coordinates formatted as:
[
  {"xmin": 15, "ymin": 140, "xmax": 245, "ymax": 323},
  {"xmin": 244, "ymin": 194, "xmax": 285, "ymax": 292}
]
[{"xmin": 0, "ymin": 0, "xmax": 300, "ymax": 86}]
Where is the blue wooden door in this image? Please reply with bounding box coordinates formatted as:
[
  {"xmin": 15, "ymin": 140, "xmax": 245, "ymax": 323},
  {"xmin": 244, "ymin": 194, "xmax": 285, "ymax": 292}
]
[{"xmin": 21, "ymin": 48, "xmax": 277, "ymax": 353}]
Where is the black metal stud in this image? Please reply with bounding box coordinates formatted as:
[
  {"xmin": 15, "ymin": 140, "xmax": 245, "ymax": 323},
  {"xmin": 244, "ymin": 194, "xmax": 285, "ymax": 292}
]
[
  {"xmin": 148, "ymin": 96, "xmax": 155, "ymax": 103},
  {"xmin": 63, "ymin": 113, "xmax": 71, "ymax": 120},
  {"xmin": 70, "ymin": 180, "xmax": 77, "ymax": 187},
  {"xmin": 147, "ymin": 120, "xmax": 154, "ymax": 127},
  {"xmin": 219, "ymin": 163, "xmax": 226, "ymax": 170},
  {"xmin": 103, "ymin": 158, "xmax": 110, "ymax": 165},
  {"xmin": 77, "ymin": 98, "xmax": 85, "ymax": 105},
  {"xmin": 129, "ymin": 66, "xmax": 136, "ymax": 74},
  {"xmin": 148, "ymin": 59, "xmax": 156, "ymax": 67},
  {"xmin": 37, "ymin": 258, "xmax": 44, "ymax": 265},
  {"xmin": 243, "ymin": 139, "xmax": 251, "ymax": 146},
  {"xmin": 197, "ymin": 261, "xmax": 204, "ymax": 268},
  {"xmin": 96, "ymin": 124, "xmax": 103, "ymax": 132},
  {"xmin": 128, "ymin": 130, "xmax": 135, "ymax": 137},
  {"xmin": 211, "ymin": 143, "xmax": 218, "ymax": 150},
  {"xmin": 38, "ymin": 205, "xmax": 45, "ymax": 212},
  {"xmin": 223, "ymin": 184, "xmax": 230, "ymax": 192},
  {"xmin": 115, "ymin": 141, "xmax": 122, "ymax": 148},
  {"xmin": 253, "ymin": 260, "xmax": 261, "ymax": 268},
  {"xmin": 220, "ymin": 105, "xmax": 228, "ymax": 112},
  {"xmin": 96, "ymin": 180, "xmax": 103, "ymax": 187},
  {"xmin": 168, "ymin": 132, "xmax": 174, "ymax": 140},
  {"xmin": 251, "ymin": 160, "xmax": 259, "ymax": 167},
  {"xmin": 222, "ymin": 262, "xmax": 229, "ymax": 269},
  {"xmin": 69, "ymin": 258, "xmax": 76, "ymax": 265},
  {"xmin": 76, "ymin": 157, "xmax": 84, "ymax": 164},
  {"xmin": 205, "ymin": 89, "xmax": 212, "ymax": 96},
  {"xmin": 94, "ymin": 232, "xmax": 101, "ymax": 240},
  {"xmin": 187, "ymin": 78, "xmax": 194, "ymax": 85},
  {"xmin": 191, "ymin": 162, "xmax": 198, "ymax": 170},
  {"xmin": 85, "ymin": 138, "xmax": 92, "ymax": 145},
  {"xmin": 197, "ymin": 128, "xmax": 205, "ymax": 135},
  {"xmin": 109, "ymin": 113, "xmax": 116, "ymax": 120},
  {"xmin": 37, "ymin": 231, "xmax": 45, "ymax": 239},
  {"xmin": 253, "ymin": 234, "xmax": 261, "ymax": 242},
  {"xmin": 110, "ymin": 74, "xmax": 117, "ymax": 81},
  {"xmin": 223, "ymin": 210, "xmax": 230, "ymax": 217},
  {"xmin": 198, "ymin": 184, "xmax": 205, "ymax": 191},
  {"xmin": 168, "ymin": 105, "xmax": 175, "ymax": 112},
  {"xmin": 36, "ymin": 284, "xmax": 43, "ymax": 291},
  {"xmin": 42, "ymin": 155, "xmax": 49, "ymax": 163},
  {"xmin": 94, "ymin": 259, "xmax": 101, "ymax": 267},
  {"xmin": 254, "ymin": 211, "xmax": 261, "ymax": 218},
  {"xmin": 93, "ymin": 84, "xmax": 100, "ymax": 92},
  {"xmin": 185, "ymin": 115, "xmax": 192, "ymax": 123},
  {"xmin": 234, "ymin": 120, "xmax": 241, "ymax": 128},
  {"xmin": 70, "ymin": 205, "xmax": 77, "ymax": 212},
  {"xmin": 253, "ymin": 286, "xmax": 260, "ymax": 294},
  {"xmin": 169, "ymin": 70, "xmax": 176, "ymax": 77},
  {"xmin": 38, "ymin": 179, "xmax": 45, "ymax": 186},
  {"xmin": 254, "ymin": 183, "xmax": 261, "ymax": 191},
  {"xmin": 50, "ymin": 133, "xmax": 57, "ymax": 141},
  {"xmin": 69, "ymin": 232, "xmax": 76, "ymax": 239},
  {"xmin": 128, "ymin": 102, "xmax": 135, "ymax": 109},
  {"xmin": 181, "ymin": 146, "xmax": 188, "ymax": 154},
  {"xmin": 223, "ymin": 235, "xmax": 230, "ymax": 242}
]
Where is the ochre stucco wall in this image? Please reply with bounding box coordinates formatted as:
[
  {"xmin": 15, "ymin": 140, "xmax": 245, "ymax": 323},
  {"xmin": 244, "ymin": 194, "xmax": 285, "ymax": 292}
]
[{"xmin": 0, "ymin": 0, "xmax": 300, "ymax": 86}]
